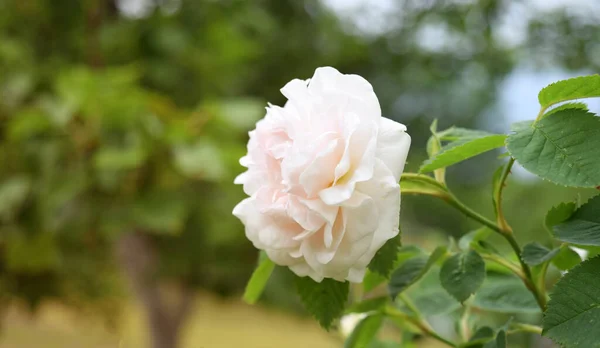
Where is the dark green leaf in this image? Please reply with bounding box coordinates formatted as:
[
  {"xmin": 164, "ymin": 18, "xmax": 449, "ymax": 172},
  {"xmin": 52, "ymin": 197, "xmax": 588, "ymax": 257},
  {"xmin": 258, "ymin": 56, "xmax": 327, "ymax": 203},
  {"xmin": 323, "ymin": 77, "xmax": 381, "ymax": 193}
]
[
  {"xmin": 469, "ymin": 326, "xmax": 495, "ymax": 344},
  {"xmin": 388, "ymin": 247, "xmax": 446, "ymax": 299},
  {"xmin": 543, "ymin": 256, "xmax": 600, "ymax": 348},
  {"xmin": 439, "ymin": 250, "xmax": 486, "ymax": 302},
  {"xmin": 344, "ymin": 314, "xmax": 384, "ymax": 348},
  {"xmin": 553, "ymin": 195, "xmax": 600, "ymax": 246},
  {"xmin": 538, "ymin": 75, "xmax": 600, "ymax": 109},
  {"xmin": 473, "ymin": 277, "xmax": 540, "ymax": 314},
  {"xmin": 506, "ymin": 110, "xmax": 600, "ymax": 187},
  {"xmin": 295, "ymin": 276, "xmax": 349, "ymax": 330},
  {"xmin": 420, "ymin": 130, "xmax": 507, "ymax": 173},
  {"xmin": 368, "ymin": 234, "xmax": 401, "ymax": 277},
  {"xmin": 521, "ymin": 242, "xmax": 560, "ymax": 266},
  {"xmin": 545, "ymin": 201, "xmax": 577, "ymax": 232},
  {"xmin": 243, "ymin": 252, "xmax": 275, "ymax": 304},
  {"xmin": 363, "ymin": 246, "xmax": 422, "ymax": 292}
]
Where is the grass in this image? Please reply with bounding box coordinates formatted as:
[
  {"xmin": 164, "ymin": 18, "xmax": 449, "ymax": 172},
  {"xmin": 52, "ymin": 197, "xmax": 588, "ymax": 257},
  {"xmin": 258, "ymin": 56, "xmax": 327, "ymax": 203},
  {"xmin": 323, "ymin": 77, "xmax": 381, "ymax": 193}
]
[{"xmin": 0, "ymin": 292, "xmax": 340, "ymax": 348}]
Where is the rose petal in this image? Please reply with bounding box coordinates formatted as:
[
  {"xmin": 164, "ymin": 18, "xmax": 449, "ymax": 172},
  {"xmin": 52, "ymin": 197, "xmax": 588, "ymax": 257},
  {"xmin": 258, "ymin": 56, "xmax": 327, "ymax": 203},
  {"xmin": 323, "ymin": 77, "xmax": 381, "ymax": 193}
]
[{"xmin": 376, "ymin": 117, "xmax": 411, "ymax": 182}]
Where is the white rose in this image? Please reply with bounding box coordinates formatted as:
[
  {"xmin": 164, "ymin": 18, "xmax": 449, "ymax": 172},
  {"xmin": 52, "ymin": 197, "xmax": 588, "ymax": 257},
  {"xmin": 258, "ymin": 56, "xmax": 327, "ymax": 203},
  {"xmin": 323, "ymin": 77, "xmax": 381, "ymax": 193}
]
[{"xmin": 233, "ymin": 67, "xmax": 411, "ymax": 283}]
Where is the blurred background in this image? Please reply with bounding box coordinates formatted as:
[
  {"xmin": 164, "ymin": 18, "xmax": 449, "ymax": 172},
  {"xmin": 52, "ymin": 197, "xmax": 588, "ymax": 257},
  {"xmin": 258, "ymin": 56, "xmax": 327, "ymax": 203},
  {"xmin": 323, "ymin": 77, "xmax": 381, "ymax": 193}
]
[{"xmin": 0, "ymin": 0, "xmax": 599, "ymax": 347}]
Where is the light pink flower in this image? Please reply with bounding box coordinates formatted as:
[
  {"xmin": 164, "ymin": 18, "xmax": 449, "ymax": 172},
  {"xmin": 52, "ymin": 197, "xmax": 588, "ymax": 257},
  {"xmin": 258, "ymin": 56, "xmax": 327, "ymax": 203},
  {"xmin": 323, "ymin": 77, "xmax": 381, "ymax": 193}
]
[{"xmin": 233, "ymin": 67, "xmax": 411, "ymax": 283}]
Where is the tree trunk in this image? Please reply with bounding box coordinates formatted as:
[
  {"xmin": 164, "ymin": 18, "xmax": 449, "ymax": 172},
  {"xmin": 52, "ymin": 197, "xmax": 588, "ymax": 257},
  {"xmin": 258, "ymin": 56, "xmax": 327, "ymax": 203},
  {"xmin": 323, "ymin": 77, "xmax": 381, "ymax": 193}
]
[{"xmin": 116, "ymin": 232, "xmax": 193, "ymax": 348}]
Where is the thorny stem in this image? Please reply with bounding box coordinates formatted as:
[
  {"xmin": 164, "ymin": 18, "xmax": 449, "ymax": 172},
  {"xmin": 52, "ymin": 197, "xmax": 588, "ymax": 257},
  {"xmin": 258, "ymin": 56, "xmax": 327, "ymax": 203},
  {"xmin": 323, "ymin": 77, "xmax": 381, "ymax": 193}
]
[
  {"xmin": 401, "ymin": 170, "xmax": 548, "ymax": 312},
  {"xmin": 386, "ymin": 305, "xmax": 457, "ymax": 347},
  {"xmin": 492, "ymin": 156, "xmax": 547, "ymax": 311}
]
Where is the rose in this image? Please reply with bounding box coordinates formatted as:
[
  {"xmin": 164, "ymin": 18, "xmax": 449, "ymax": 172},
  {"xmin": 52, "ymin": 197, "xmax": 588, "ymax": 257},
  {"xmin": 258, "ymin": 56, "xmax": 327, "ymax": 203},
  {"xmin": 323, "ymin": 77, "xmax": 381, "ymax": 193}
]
[{"xmin": 233, "ymin": 67, "xmax": 411, "ymax": 283}]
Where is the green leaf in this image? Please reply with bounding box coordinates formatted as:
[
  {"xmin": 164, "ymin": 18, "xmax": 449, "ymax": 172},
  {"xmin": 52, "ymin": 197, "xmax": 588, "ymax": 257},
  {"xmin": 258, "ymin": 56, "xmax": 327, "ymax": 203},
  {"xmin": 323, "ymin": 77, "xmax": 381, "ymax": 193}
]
[
  {"xmin": 439, "ymin": 250, "xmax": 486, "ymax": 302},
  {"xmin": 468, "ymin": 326, "xmax": 495, "ymax": 345},
  {"xmin": 420, "ymin": 129, "xmax": 507, "ymax": 173},
  {"xmin": 473, "ymin": 277, "xmax": 540, "ymax": 314},
  {"xmin": 295, "ymin": 276, "xmax": 349, "ymax": 330},
  {"xmin": 521, "ymin": 242, "xmax": 560, "ymax": 266},
  {"xmin": 543, "ymin": 256, "xmax": 600, "ymax": 348},
  {"xmin": 363, "ymin": 246, "xmax": 422, "ymax": 292},
  {"xmin": 243, "ymin": 252, "xmax": 275, "ymax": 304},
  {"xmin": 344, "ymin": 313, "xmax": 384, "ymax": 348},
  {"xmin": 538, "ymin": 75, "xmax": 600, "ymax": 109},
  {"xmin": 545, "ymin": 201, "xmax": 577, "ymax": 232},
  {"xmin": 400, "ymin": 174, "xmax": 449, "ymax": 198},
  {"xmin": 492, "ymin": 330, "xmax": 506, "ymax": 348},
  {"xmin": 459, "ymin": 228, "xmax": 492, "ymax": 251},
  {"xmin": 388, "ymin": 247, "xmax": 446, "ymax": 299},
  {"xmin": 553, "ymin": 195, "xmax": 600, "ymax": 246},
  {"xmin": 552, "ymin": 246, "xmax": 582, "ymax": 271},
  {"xmin": 506, "ymin": 109, "xmax": 600, "ymax": 187},
  {"xmin": 405, "ymin": 288, "xmax": 460, "ymax": 316},
  {"xmin": 368, "ymin": 234, "xmax": 401, "ymax": 277},
  {"xmin": 544, "ymin": 102, "xmax": 589, "ymax": 118},
  {"xmin": 346, "ymin": 296, "xmax": 388, "ymax": 314}
]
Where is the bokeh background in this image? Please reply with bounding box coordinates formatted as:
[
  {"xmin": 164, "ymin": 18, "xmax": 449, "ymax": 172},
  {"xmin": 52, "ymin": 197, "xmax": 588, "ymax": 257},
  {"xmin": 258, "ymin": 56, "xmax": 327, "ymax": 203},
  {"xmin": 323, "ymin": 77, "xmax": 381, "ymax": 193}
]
[{"xmin": 0, "ymin": 0, "xmax": 599, "ymax": 347}]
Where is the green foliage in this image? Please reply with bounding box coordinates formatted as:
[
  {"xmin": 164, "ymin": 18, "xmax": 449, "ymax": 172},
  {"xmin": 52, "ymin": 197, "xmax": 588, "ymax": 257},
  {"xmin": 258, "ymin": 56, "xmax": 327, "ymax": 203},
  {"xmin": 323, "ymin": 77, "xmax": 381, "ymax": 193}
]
[
  {"xmin": 0, "ymin": 176, "xmax": 30, "ymax": 222},
  {"xmin": 553, "ymin": 195, "xmax": 600, "ymax": 246},
  {"xmin": 420, "ymin": 128, "xmax": 507, "ymax": 173},
  {"xmin": 399, "ymin": 174, "xmax": 449, "ymax": 198},
  {"xmin": 552, "ymin": 246, "xmax": 583, "ymax": 271},
  {"xmin": 346, "ymin": 297, "xmax": 388, "ymax": 314},
  {"xmin": 295, "ymin": 276, "xmax": 349, "ymax": 330},
  {"xmin": 403, "ymin": 268, "xmax": 461, "ymax": 316},
  {"xmin": 544, "ymin": 102, "xmax": 589, "ymax": 118},
  {"xmin": 344, "ymin": 314, "xmax": 384, "ymax": 348},
  {"xmin": 368, "ymin": 234, "xmax": 401, "ymax": 277},
  {"xmin": 465, "ymin": 326, "xmax": 495, "ymax": 346},
  {"xmin": 538, "ymin": 75, "xmax": 600, "ymax": 110},
  {"xmin": 545, "ymin": 201, "xmax": 577, "ymax": 232},
  {"xmin": 506, "ymin": 110, "xmax": 600, "ymax": 187},
  {"xmin": 439, "ymin": 250, "xmax": 486, "ymax": 302},
  {"xmin": 521, "ymin": 243, "xmax": 560, "ymax": 266},
  {"xmin": 388, "ymin": 247, "xmax": 446, "ymax": 299},
  {"xmin": 543, "ymin": 256, "xmax": 600, "ymax": 347},
  {"xmin": 473, "ymin": 277, "xmax": 540, "ymax": 314},
  {"xmin": 363, "ymin": 246, "xmax": 422, "ymax": 292},
  {"xmin": 459, "ymin": 228, "xmax": 492, "ymax": 251},
  {"xmin": 243, "ymin": 252, "xmax": 275, "ymax": 305}
]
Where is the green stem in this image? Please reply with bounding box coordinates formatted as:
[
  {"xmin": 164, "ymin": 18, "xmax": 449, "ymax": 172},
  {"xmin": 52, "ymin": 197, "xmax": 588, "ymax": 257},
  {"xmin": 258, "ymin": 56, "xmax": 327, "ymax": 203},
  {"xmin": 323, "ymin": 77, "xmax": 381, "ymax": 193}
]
[
  {"xmin": 491, "ymin": 157, "xmax": 548, "ymax": 311},
  {"xmin": 443, "ymin": 182, "xmax": 547, "ymax": 310},
  {"xmin": 534, "ymin": 106, "xmax": 549, "ymax": 122},
  {"xmin": 480, "ymin": 253, "xmax": 526, "ymax": 280},
  {"xmin": 443, "ymin": 193, "xmax": 501, "ymax": 234},
  {"xmin": 509, "ymin": 323, "xmax": 543, "ymax": 335},
  {"xmin": 386, "ymin": 306, "xmax": 457, "ymax": 347},
  {"xmin": 494, "ymin": 157, "xmax": 515, "ymax": 233},
  {"xmin": 459, "ymin": 306, "xmax": 471, "ymax": 342}
]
